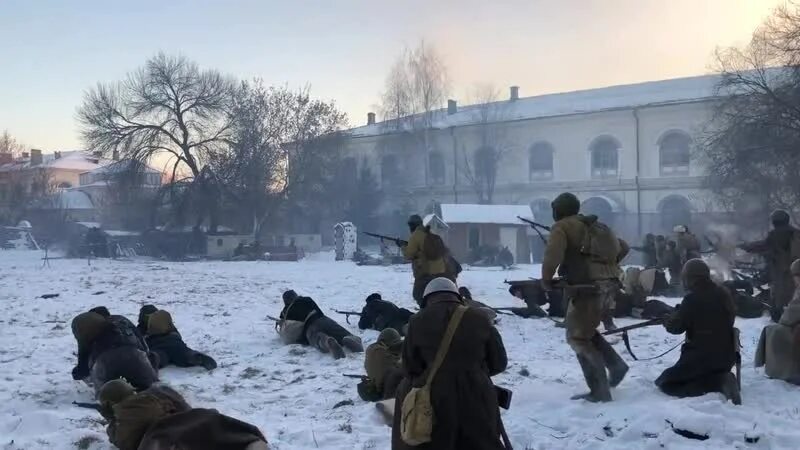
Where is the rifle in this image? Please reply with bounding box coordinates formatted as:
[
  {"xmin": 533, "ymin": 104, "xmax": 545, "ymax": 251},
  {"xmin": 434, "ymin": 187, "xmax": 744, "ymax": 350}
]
[
  {"xmin": 73, "ymin": 401, "xmax": 102, "ymax": 411},
  {"xmin": 362, "ymin": 232, "xmax": 408, "ymax": 246},
  {"xmin": 517, "ymin": 216, "xmax": 550, "ymax": 245},
  {"xmin": 602, "ymin": 318, "xmax": 666, "ymax": 360},
  {"xmin": 343, "ymin": 373, "xmax": 367, "ymax": 380},
  {"xmin": 335, "ymin": 310, "xmax": 362, "ymax": 324}
]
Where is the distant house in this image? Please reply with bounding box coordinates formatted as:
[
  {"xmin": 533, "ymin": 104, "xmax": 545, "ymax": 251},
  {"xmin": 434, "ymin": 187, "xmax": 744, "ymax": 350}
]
[
  {"xmin": 439, "ymin": 203, "xmax": 533, "ymax": 264},
  {"xmin": 77, "ymin": 159, "xmax": 163, "ymax": 210}
]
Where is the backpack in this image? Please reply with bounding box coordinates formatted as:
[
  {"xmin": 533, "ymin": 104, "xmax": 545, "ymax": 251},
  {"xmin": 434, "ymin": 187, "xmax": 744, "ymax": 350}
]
[
  {"xmin": 579, "ymin": 216, "xmax": 621, "ymax": 265},
  {"xmin": 423, "ymin": 231, "xmax": 447, "ymax": 261},
  {"xmin": 400, "ymin": 306, "xmax": 466, "ymax": 446}
]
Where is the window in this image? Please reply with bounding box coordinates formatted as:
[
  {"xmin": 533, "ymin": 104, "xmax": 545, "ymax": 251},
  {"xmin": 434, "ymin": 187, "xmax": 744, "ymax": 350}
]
[
  {"xmin": 468, "ymin": 226, "xmax": 481, "ymax": 250},
  {"xmin": 473, "ymin": 146, "xmax": 497, "ymax": 183},
  {"xmin": 217, "ymin": 239, "xmax": 223, "ymax": 247},
  {"xmin": 381, "ymin": 154, "xmax": 398, "ymax": 187},
  {"xmin": 529, "ymin": 142, "xmax": 554, "ymax": 181},
  {"xmin": 590, "ymin": 137, "xmax": 619, "ymax": 179},
  {"xmin": 529, "ymin": 199, "xmax": 552, "ymax": 226},
  {"xmin": 659, "ymin": 132, "xmax": 691, "ymax": 176},
  {"xmin": 429, "ymin": 152, "xmax": 445, "ymax": 185}
]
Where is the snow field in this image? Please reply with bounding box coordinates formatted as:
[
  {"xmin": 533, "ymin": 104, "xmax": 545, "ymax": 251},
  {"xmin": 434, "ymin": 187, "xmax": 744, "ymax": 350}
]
[{"xmin": 1, "ymin": 250, "xmax": 799, "ymax": 449}]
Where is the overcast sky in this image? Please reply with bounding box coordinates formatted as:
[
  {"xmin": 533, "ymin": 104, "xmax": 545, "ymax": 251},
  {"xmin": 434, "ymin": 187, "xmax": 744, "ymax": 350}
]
[{"xmin": 0, "ymin": 0, "xmax": 785, "ymax": 151}]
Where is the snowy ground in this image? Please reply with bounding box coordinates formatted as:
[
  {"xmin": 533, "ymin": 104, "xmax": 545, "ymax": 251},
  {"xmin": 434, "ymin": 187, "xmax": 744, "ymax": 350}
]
[{"xmin": 1, "ymin": 250, "xmax": 799, "ymax": 450}]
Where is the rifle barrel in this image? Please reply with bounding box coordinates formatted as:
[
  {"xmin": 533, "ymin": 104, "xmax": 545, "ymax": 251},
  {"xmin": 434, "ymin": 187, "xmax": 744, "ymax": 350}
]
[{"xmin": 602, "ymin": 318, "xmax": 664, "ymax": 336}]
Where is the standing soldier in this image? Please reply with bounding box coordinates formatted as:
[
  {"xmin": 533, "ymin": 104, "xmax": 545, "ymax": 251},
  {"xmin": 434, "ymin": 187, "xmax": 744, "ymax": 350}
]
[
  {"xmin": 631, "ymin": 233, "xmax": 658, "ymax": 268},
  {"xmin": 740, "ymin": 210, "xmax": 799, "ymax": 315},
  {"xmin": 399, "ymin": 214, "xmax": 447, "ymax": 305},
  {"xmin": 541, "ymin": 192, "xmax": 629, "ymax": 402},
  {"xmin": 674, "ymin": 225, "xmax": 701, "ymax": 265}
]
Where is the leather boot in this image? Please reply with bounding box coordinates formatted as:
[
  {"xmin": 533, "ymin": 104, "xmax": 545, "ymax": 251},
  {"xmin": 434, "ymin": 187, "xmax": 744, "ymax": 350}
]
[
  {"xmin": 342, "ymin": 335, "xmax": 364, "ymax": 352},
  {"xmin": 719, "ymin": 372, "xmax": 742, "ymax": 405},
  {"xmin": 570, "ymin": 352, "xmax": 612, "ymax": 402},
  {"xmin": 592, "ymin": 333, "xmax": 629, "ymax": 387},
  {"xmin": 190, "ymin": 352, "xmax": 218, "ymax": 370}
]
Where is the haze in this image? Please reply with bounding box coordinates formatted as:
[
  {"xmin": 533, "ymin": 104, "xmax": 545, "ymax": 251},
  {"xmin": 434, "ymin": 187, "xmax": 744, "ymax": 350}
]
[{"xmin": 0, "ymin": 0, "xmax": 784, "ymax": 151}]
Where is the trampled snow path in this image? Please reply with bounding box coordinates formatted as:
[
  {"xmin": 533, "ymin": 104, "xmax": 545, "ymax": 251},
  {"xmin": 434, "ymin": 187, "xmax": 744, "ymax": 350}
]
[{"xmin": 1, "ymin": 250, "xmax": 799, "ymax": 449}]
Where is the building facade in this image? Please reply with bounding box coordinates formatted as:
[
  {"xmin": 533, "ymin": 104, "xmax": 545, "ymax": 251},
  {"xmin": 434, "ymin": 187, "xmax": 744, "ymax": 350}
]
[{"xmin": 341, "ymin": 74, "xmax": 727, "ymax": 243}]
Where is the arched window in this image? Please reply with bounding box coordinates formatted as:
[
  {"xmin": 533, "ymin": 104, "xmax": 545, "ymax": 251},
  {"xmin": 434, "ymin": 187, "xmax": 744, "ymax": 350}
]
[
  {"xmin": 590, "ymin": 136, "xmax": 619, "ymax": 179},
  {"xmin": 659, "ymin": 195, "xmax": 692, "ymax": 231},
  {"xmin": 529, "ymin": 142, "xmax": 554, "ymax": 181},
  {"xmin": 582, "ymin": 196, "xmax": 615, "ymax": 226},
  {"xmin": 473, "ymin": 146, "xmax": 497, "ymax": 183},
  {"xmin": 381, "ymin": 154, "xmax": 398, "ymax": 187},
  {"xmin": 429, "ymin": 152, "xmax": 445, "ymax": 185},
  {"xmin": 659, "ymin": 131, "xmax": 691, "ymax": 176}
]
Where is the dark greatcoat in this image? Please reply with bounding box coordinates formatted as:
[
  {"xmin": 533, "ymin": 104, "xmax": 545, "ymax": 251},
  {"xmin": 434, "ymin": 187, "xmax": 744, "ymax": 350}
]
[
  {"xmin": 655, "ymin": 279, "xmax": 737, "ymax": 395},
  {"xmin": 391, "ymin": 293, "xmax": 508, "ymax": 450}
]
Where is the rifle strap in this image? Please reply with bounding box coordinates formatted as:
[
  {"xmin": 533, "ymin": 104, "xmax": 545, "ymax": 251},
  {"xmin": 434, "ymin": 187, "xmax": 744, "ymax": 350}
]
[
  {"xmin": 618, "ymin": 334, "xmax": 684, "ymax": 362},
  {"xmin": 622, "ymin": 331, "xmax": 637, "ymax": 361}
]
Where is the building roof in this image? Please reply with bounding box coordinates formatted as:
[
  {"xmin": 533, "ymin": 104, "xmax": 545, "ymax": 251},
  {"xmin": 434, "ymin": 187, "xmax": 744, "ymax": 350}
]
[
  {"xmin": 31, "ymin": 190, "xmax": 95, "ymax": 210},
  {"xmin": 348, "ymin": 74, "xmax": 722, "ymax": 138},
  {"xmin": 440, "ymin": 204, "xmax": 533, "ymax": 225},
  {"xmin": 82, "ymin": 159, "xmax": 161, "ymax": 176},
  {"xmin": 0, "ymin": 150, "xmax": 110, "ymax": 173}
]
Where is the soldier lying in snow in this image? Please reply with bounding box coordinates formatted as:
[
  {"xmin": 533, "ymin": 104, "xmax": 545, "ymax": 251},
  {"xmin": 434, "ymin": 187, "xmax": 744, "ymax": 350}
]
[
  {"xmin": 98, "ymin": 380, "xmax": 269, "ymax": 450},
  {"xmin": 359, "ymin": 328, "xmax": 404, "ymax": 401},
  {"xmin": 144, "ymin": 309, "xmax": 217, "ymax": 370},
  {"xmin": 278, "ymin": 290, "xmax": 363, "ymax": 359},
  {"xmin": 457, "ymin": 287, "xmax": 499, "ymax": 323},
  {"xmin": 357, "ymin": 293, "xmax": 414, "ymax": 335},
  {"xmin": 71, "ymin": 309, "xmax": 158, "ymax": 393},
  {"xmin": 507, "ymin": 280, "xmax": 565, "ymax": 318}
]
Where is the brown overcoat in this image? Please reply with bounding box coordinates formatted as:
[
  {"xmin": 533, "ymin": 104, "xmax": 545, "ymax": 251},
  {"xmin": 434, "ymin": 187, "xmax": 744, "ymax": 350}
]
[{"xmin": 391, "ymin": 293, "xmax": 508, "ymax": 450}]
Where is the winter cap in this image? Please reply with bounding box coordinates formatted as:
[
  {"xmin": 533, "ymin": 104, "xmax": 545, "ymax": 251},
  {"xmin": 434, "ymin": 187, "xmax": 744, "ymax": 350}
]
[
  {"xmin": 89, "ymin": 306, "xmax": 111, "ymax": 318},
  {"xmin": 378, "ymin": 328, "xmax": 403, "ymax": 348},
  {"xmin": 71, "ymin": 312, "xmax": 107, "ymax": 344},
  {"xmin": 282, "ymin": 290, "xmax": 298, "ymax": 304},
  {"xmin": 771, "ymin": 209, "xmax": 791, "ymax": 226},
  {"xmin": 98, "ymin": 379, "xmax": 135, "ymax": 407},
  {"xmin": 365, "ymin": 293, "xmax": 382, "ymax": 302},
  {"xmin": 423, "ymin": 277, "xmax": 460, "ymax": 300},
  {"xmin": 407, "ymin": 215, "xmax": 423, "ymax": 227},
  {"xmin": 791, "ymin": 259, "xmax": 800, "ymax": 275},
  {"xmin": 551, "ymin": 193, "xmax": 580, "ymax": 220}
]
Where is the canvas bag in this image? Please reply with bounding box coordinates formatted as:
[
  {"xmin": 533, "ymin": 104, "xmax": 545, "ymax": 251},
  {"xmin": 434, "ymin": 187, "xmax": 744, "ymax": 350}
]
[
  {"xmin": 400, "ymin": 305, "xmax": 467, "ymax": 446},
  {"xmin": 423, "ymin": 231, "xmax": 447, "ymax": 261},
  {"xmin": 277, "ymin": 300, "xmax": 317, "ymax": 345},
  {"xmin": 579, "ymin": 216, "xmax": 621, "ymax": 264}
]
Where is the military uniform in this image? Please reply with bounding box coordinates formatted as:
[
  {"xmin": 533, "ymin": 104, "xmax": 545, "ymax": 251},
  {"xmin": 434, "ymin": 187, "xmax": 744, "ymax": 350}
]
[
  {"xmin": 402, "ymin": 218, "xmax": 447, "ymax": 304},
  {"xmin": 358, "ymin": 294, "xmax": 414, "ymax": 335},
  {"xmin": 655, "ymin": 259, "xmax": 740, "ymax": 404},
  {"xmin": 755, "ymin": 260, "xmax": 800, "ymax": 384},
  {"xmin": 146, "ymin": 310, "xmax": 217, "ymax": 370},
  {"xmin": 541, "ymin": 193, "xmax": 629, "ymax": 402},
  {"xmin": 365, "ymin": 329, "xmax": 404, "ymax": 399},
  {"xmin": 71, "ymin": 312, "xmax": 158, "ymax": 393},
  {"xmin": 280, "ymin": 290, "xmax": 363, "ymax": 359},
  {"xmin": 741, "ymin": 212, "xmax": 798, "ymax": 312}
]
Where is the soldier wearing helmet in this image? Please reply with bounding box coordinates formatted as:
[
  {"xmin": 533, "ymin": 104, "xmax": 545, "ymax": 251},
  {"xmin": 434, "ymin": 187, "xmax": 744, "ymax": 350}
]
[
  {"xmin": 363, "ymin": 328, "xmax": 405, "ymax": 400},
  {"xmin": 655, "ymin": 259, "xmax": 741, "ymax": 404},
  {"xmin": 391, "ymin": 277, "xmax": 508, "ymax": 449},
  {"xmin": 740, "ymin": 209, "xmax": 799, "ymax": 315}
]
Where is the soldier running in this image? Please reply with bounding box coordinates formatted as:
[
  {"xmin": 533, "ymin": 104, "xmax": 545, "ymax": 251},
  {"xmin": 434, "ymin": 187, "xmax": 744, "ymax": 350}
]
[{"xmin": 541, "ymin": 192, "xmax": 629, "ymax": 402}]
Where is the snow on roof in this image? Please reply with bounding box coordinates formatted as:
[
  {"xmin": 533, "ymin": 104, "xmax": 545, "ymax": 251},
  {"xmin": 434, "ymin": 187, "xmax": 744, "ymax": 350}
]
[
  {"xmin": 348, "ymin": 74, "xmax": 721, "ymax": 138},
  {"xmin": 423, "ymin": 214, "xmax": 449, "ymax": 229},
  {"xmin": 440, "ymin": 204, "xmax": 533, "ymax": 225},
  {"xmin": 83, "ymin": 159, "xmax": 161, "ymax": 176},
  {"xmin": 55, "ymin": 191, "xmax": 95, "ymax": 210},
  {"xmin": 0, "ymin": 150, "xmax": 111, "ymax": 172}
]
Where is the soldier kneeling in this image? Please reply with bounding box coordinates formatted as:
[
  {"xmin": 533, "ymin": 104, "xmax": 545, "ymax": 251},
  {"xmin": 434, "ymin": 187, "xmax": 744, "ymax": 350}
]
[
  {"xmin": 98, "ymin": 380, "xmax": 269, "ymax": 450},
  {"xmin": 359, "ymin": 328, "xmax": 404, "ymax": 401},
  {"xmin": 655, "ymin": 259, "xmax": 741, "ymax": 404},
  {"xmin": 71, "ymin": 311, "xmax": 158, "ymax": 394}
]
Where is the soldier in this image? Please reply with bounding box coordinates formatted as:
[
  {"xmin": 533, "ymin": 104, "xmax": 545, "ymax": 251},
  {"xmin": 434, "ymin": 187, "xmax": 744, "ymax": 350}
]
[
  {"xmin": 145, "ymin": 309, "xmax": 218, "ymax": 370},
  {"xmin": 137, "ymin": 304, "xmax": 158, "ymax": 335},
  {"xmin": 674, "ymin": 225, "xmax": 701, "ymax": 265},
  {"xmin": 392, "ymin": 277, "xmax": 509, "ymax": 450},
  {"xmin": 358, "ymin": 293, "xmax": 414, "ymax": 335},
  {"xmin": 755, "ymin": 259, "xmax": 800, "ymax": 385},
  {"xmin": 540, "ymin": 192, "xmax": 629, "ymax": 402},
  {"xmin": 497, "ymin": 246, "xmax": 514, "ymax": 269},
  {"xmin": 631, "ymin": 233, "xmax": 658, "ymax": 268},
  {"xmin": 98, "ymin": 380, "xmax": 268, "ymax": 450},
  {"xmin": 457, "ymin": 286, "xmax": 499, "ymax": 323},
  {"xmin": 740, "ymin": 210, "xmax": 798, "ymax": 315},
  {"xmin": 655, "ymin": 259, "xmax": 741, "ymax": 404},
  {"xmin": 399, "ymin": 214, "xmax": 447, "ymax": 304},
  {"xmin": 279, "ymin": 290, "xmax": 363, "ymax": 359},
  {"xmin": 71, "ymin": 311, "xmax": 158, "ymax": 393},
  {"xmin": 659, "ymin": 240, "xmax": 683, "ymax": 295},
  {"xmin": 506, "ymin": 281, "xmax": 558, "ymax": 318},
  {"xmin": 364, "ymin": 328, "xmax": 404, "ymax": 400}
]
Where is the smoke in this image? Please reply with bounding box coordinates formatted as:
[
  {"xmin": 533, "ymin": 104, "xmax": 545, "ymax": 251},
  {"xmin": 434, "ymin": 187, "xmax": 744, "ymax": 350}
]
[{"xmin": 704, "ymin": 222, "xmax": 741, "ymax": 281}]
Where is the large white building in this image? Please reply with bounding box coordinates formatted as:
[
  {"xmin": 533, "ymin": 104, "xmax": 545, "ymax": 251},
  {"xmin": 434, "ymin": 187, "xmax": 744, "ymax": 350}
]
[{"xmin": 341, "ymin": 74, "xmax": 727, "ymax": 242}]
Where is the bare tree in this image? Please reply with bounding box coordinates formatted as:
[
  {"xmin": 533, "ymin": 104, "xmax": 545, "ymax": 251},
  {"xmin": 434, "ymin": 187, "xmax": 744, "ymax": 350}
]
[
  {"xmin": 700, "ymin": 2, "xmax": 800, "ymax": 221},
  {"xmin": 0, "ymin": 130, "xmax": 25, "ymax": 156},
  {"xmin": 212, "ymin": 81, "xmax": 347, "ymax": 237},
  {"xmin": 78, "ymin": 53, "xmax": 236, "ymax": 229},
  {"xmin": 460, "ymin": 83, "xmax": 514, "ymax": 204}
]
